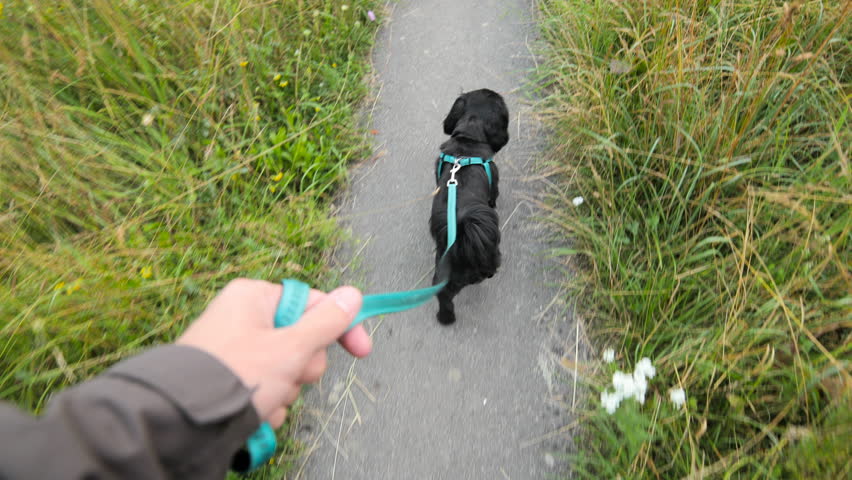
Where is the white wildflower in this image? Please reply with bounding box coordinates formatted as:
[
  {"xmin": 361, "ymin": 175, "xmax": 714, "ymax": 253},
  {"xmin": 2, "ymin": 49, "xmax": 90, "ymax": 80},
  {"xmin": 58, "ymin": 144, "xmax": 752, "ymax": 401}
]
[
  {"xmin": 141, "ymin": 113, "xmax": 154, "ymax": 126},
  {"xmin": 602, "ymin": 348, "xmax": 615, "ymax": 363},
  {"xmin": 572, "ymin": 196, "xmax": 584, "ymax": 206},
  {"xmin": 635, "ymin": 357, "xmax": 656, "ymax": 380},
  {"xmin": 612, "ymin": 371, "xmax": 636, "ymax": 398},
  {"xmin": 601, "ymin": 357, "xmax": 659, "ymax": 414},
  {"xmin": 669, "ymin": 387, "xmax": 686, "ymax": 408},
  {"xmin": 632, "ymin": 370, "xmax": 648, "ymax": 404},
  {"xmin": 600, "ymin": 390, "xmax": 621, "ymax": 414},
  {"xmin": 341, "ymin": 4, "xmax": 349, "ymax": 11}
]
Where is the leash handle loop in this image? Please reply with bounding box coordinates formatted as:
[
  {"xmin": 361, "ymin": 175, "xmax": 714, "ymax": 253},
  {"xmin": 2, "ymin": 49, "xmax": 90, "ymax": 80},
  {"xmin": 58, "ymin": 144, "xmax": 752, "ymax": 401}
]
[{"xmin": 237, "ymin": 280, "xmax": 311, "ymax": 472}]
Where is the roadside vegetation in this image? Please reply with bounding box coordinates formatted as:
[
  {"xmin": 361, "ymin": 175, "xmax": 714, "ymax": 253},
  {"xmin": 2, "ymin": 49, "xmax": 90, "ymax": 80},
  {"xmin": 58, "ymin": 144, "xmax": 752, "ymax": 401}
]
[
  {"xmin": 537, "ymin": 0, "xmax": 850, "ymax": 477},
  {"xmin": 0, "ymin": 0, "xmax": 379, "ymax": 475}
]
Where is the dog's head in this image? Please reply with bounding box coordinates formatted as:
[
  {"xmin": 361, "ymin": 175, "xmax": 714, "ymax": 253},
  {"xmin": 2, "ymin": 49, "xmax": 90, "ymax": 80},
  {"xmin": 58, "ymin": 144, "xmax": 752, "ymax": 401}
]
[{"xmin": 442, "ymin": 89, "xmax": 509, "ymax": 153}]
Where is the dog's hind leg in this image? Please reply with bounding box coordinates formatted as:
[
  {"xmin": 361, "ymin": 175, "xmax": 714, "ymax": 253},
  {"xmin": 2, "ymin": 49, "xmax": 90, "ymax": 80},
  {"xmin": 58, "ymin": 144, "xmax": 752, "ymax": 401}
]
[
  {"xmin": 432, "ymin": 250, "xmax": 460, "ymax": 325},
  {"xmin": 436, "ymin": 281, "xmax": 462, "ymax": 325}
]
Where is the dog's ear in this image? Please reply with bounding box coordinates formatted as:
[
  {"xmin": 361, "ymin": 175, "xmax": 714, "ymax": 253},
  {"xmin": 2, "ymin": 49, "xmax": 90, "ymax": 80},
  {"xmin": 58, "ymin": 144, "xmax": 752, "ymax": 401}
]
[
  {"xmin": 443, "ymin": 96, "xmax": 466, "ymax": 136},
  {"xmin": 483, "ymin": 97, "xmax": 510, "ymax": 152}
]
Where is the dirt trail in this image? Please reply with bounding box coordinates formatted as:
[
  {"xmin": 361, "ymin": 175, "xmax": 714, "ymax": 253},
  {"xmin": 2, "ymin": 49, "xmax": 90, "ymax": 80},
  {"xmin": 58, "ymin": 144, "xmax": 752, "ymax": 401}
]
[{"xmin": 296, "ymin": 1, "xmax": 577, "ymax": 478}]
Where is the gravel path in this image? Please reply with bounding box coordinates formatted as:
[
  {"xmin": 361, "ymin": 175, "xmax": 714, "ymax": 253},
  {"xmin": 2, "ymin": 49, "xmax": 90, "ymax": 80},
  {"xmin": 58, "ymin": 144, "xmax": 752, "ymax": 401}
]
[{"xmin": 295, "ymin": 2, "xmax": 577, "ymax": 478}]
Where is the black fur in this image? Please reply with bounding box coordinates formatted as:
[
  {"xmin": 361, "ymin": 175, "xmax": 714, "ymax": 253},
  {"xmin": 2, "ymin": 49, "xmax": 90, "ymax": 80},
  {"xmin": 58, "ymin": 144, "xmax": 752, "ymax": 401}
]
[{"xmin": 430, "ymin": 89, "xmax": 509, "ymax": 325}]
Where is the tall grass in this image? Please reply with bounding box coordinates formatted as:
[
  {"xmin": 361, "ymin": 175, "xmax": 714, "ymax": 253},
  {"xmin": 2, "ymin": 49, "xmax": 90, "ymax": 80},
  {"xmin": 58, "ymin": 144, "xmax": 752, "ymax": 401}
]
[
  {"xmin": 0, "ymin": 0, "xmax": 378, "ymax": 463},
  {"xmin": 537, "ymin": 0, "xmax": 850, "ymax": 477}
]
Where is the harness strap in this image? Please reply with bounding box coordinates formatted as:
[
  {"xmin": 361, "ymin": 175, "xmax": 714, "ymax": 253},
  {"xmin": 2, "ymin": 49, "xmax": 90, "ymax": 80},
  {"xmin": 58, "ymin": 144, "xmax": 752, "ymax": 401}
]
[
  {"xmin": 437, "ymin": 153, "xmax": 493, "ymax": 189},
  {"xmin": 239, "ymin": 171, "xmax": 461, "ymax": 472}
]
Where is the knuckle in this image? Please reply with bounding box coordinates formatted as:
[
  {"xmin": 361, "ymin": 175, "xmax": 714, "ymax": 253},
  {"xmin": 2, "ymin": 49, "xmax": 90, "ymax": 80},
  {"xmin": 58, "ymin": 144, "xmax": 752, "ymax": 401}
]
[
  {"xmin": 225, "ymin": 277, "xmax": 252, "ymax": 292},
  {"xmin": 310, "ymin": 354, "xmax": 328, "ymax": 381},
  {"xmin": 226, "ymin": 278, "xmax": 278, "ymax": 297},
  {"xmin": 283, "ymin": 386, "xmax": 301, "ymax": 406}
]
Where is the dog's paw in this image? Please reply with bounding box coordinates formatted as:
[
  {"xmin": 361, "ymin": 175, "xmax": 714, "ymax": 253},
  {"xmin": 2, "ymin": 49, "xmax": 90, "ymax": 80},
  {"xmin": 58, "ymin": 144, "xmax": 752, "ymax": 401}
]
[{"xmin": 437, "ymin": 310, "xmax": 456, "ymax": 325}]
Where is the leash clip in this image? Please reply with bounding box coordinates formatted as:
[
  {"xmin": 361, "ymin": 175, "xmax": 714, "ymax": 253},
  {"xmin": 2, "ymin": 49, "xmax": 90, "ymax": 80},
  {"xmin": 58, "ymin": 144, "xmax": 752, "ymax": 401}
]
[{"xmin": 447, "ymin": 161, "xmax": 462, "ymax": 186}]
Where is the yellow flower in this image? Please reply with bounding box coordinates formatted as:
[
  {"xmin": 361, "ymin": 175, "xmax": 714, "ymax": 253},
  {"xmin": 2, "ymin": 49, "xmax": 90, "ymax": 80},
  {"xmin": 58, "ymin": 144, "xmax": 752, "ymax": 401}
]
[
  {"xmin": 255, "ymin": 115, "xmax": 261, "ymax": 121},
  {"xmin": 54, "ymin": 281, "xmax": 66, "ymax": 291},
  {"xmin": 239, "ymin": 61, "xmax": 248, "ymax": 68},
  {"xmin": 332, "ymin": 63, "xmax": 337, "ymax": 68},
  {"xmin": 314, "ymin": 106, "xmax": 320, "ymax": 112},
  {"xmin": 66, "ymin": 279, "xmax": 82, "ymax": 295},
  {"xmin": 273, "ymin": 74, "xmax": 282, "ymax": 81},
  {"xmin": 279, "ymin": 81, "xmax": 289, "ymax": 88},
  {"xmin": 271, "ymin": 172, "xmax": 283, "ymax": 182},
  {"xmin": 269, "ymin": 185, "xmax": 277, "ymax": 193},
  {"xmin": 140, "ymin": 266, "xmax": 153, "ymax": 279}
]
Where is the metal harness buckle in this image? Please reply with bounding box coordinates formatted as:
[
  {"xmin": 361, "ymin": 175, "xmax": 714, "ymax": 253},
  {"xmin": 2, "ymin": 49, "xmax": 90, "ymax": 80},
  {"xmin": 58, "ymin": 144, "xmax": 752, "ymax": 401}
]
[{"xmin": 447, "ymin": 161, "xmax": 462, "ymax": 186}]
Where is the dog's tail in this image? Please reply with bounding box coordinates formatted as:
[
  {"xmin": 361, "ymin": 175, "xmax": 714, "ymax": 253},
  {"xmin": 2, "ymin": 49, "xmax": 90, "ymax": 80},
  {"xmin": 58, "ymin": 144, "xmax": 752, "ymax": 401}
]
[{"xmin": 451, "ymin": 204, "xmax": 501, "ymax": 278}]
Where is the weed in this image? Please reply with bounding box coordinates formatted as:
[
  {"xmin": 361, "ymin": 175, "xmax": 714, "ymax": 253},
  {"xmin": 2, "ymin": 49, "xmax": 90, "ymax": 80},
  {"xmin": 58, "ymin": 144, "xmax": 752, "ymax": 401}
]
[
  {"xmin": 537, "ymin": 0, "xmax": 850, "ymax": 477},
  {"xmin": 1, "ymin": 0, "xmax": 379, "ymax": 474}
]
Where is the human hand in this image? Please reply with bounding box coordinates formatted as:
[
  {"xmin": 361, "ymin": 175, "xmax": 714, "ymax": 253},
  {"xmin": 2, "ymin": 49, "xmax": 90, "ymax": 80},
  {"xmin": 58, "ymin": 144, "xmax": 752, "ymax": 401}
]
[{"xmin": 177, "ymin": 278, "xmax": 372, "ymax": 428}]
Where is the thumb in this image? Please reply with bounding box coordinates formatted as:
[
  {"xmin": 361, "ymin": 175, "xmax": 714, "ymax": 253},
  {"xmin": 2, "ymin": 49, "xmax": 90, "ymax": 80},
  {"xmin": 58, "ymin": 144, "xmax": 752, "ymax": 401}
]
[{"xmin": 287, "ymin": 286, "xmax": 363, "ymax": 351}]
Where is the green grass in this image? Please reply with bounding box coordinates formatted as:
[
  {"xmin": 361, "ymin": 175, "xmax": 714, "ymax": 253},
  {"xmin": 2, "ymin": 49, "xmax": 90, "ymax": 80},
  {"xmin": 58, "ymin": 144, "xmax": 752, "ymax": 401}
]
[
  {"xmin": 0, "ymin": 0, "xmax": 379, "ymax": 473},
  {"xmin": 536, "ymin": 0, "xmax": 850, "ymax": 477}
]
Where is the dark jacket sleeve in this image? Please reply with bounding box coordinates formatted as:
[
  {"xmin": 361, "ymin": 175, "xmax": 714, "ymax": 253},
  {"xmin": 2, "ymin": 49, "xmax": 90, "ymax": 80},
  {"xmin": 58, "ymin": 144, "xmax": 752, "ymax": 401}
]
[{"xmin": 0, "ymin": 345, "xmax": 260, "ymax": 479}]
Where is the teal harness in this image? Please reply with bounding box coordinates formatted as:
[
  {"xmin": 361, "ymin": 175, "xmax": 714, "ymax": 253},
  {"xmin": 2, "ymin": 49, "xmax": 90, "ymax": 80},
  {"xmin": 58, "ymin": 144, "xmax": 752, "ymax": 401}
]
[
  {"xmin": 437, "ymin": 153, "xmax": 493, "ymax": 189},
  {"xmin": 238, "ymin": 160, "xmax": 466, "ymax": 472}
]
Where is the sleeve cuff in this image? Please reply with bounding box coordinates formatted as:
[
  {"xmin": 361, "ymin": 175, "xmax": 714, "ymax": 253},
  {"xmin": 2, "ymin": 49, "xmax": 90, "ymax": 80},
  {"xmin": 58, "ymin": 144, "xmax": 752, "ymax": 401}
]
[{"xmin": 106, "ymin": 344, "xmax": 259, "ymax": 426}]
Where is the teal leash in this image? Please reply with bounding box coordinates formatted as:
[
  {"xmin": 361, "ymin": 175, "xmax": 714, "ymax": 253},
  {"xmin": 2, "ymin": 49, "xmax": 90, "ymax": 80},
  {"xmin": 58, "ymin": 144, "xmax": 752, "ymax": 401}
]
[{"xmin": 237, "ymin": 161, "xmax": 462, "ymax": 472}]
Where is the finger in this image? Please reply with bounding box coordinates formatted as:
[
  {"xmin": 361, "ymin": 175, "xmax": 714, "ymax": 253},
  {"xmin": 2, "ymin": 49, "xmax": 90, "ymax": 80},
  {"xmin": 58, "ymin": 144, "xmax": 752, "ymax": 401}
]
[
  {"xmin": 250, "ymin": 379, "xmax": 300, "ymax": 422},
  {"xmin": 338, "ymin": 325, "xmax": 373, "ymax": 358},
  {"xmin": 305, "ymin": 289, "xmax": 325, "ymax": 310},
  {"xmin": 268, "ymin": 407, "xmax": 288, "ymax": 429},
  {"xmin": 286, "ymin": 286, "xmax": 362, "ymax": 351},
  {"xmin": 298, "ymin": 350, "xmax": 328, "ymax": 384}
]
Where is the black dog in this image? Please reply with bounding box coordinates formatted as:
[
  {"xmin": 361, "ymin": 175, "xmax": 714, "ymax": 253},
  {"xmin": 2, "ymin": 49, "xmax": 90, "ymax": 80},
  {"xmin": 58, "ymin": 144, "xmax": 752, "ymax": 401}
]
[{"xmin": 430, "ymin": 89, "xmax": 509, "ymax": 325}]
